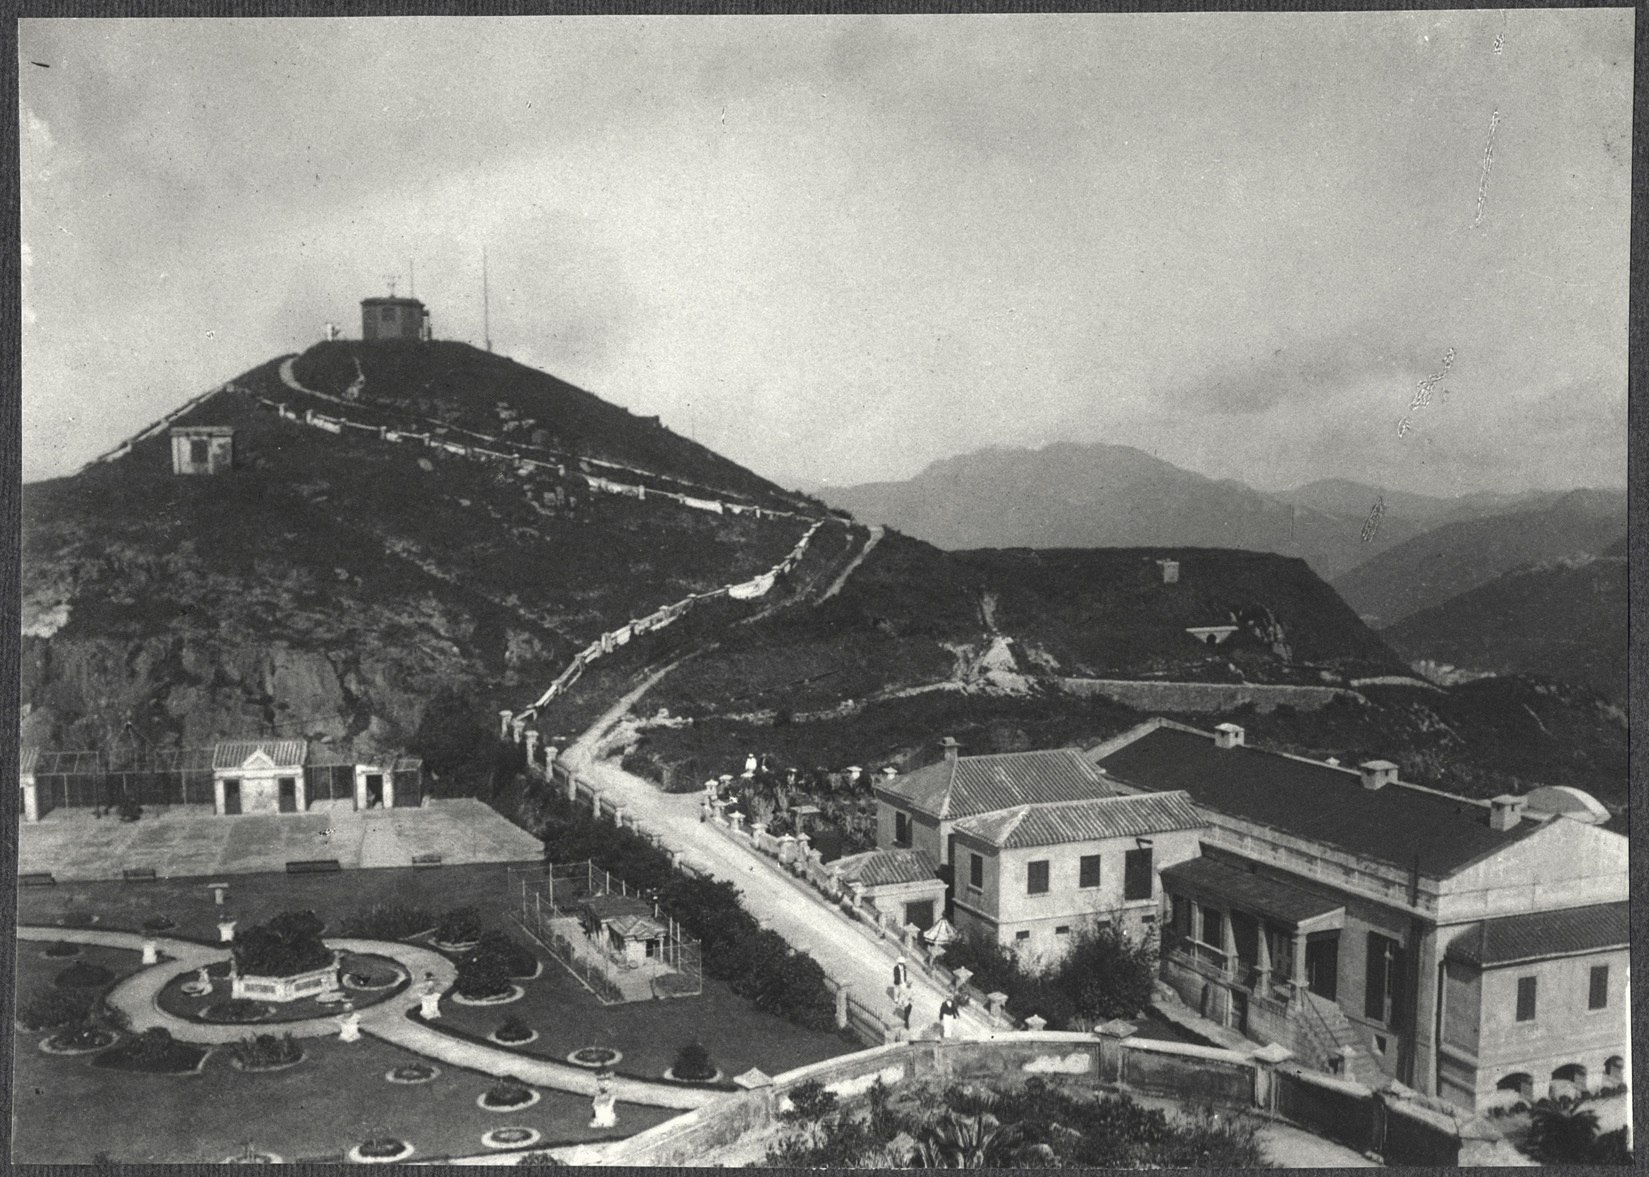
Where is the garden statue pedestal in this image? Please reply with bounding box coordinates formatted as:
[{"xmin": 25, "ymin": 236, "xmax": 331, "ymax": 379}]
[
  {"xmin": 141, "ymin": 939, "xmax": 160, "ymax": 965},
  {"xmin": 182, "ymin": 966, "xmax": 212, "ymax": 997},
  {"xmin": 589, "ymin": 1076, "xmax": 618, "ymax": 1129},
  {"xmin": 338, "ymin": 1011, "xmax": 362, "ymax": 1042},
  {"xmin": 419, "ymin": 992, "xmax": 441, "ymax": 1019},
  {"xmin": 217, "ymin": 919, "xmax": 237, "ymax": 943}
]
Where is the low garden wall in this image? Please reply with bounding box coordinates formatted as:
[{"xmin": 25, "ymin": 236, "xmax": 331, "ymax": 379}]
[{"xmin": 597, "ymin": 1027, "xmax": 1476, "ymax": 1167}]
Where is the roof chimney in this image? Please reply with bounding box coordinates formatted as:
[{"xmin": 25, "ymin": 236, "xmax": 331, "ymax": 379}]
[
  {"xmin": 881, "ymin": 766, "xmax": 899, "ymax": 782},
  {"xmin": 1213, "ymin": 723, "xmax": 1245, "ymax": 750},
  {"xmin": 941, "ymin": 737, "xmax": 960, "ymax": 763},
  {"xmin": 1488, "ymin": 794, "xmax": 1527, "ymax": 831},
  {"xmin": 1359, "ymin": 760, "xmax": 1399, "ymax": 790}
]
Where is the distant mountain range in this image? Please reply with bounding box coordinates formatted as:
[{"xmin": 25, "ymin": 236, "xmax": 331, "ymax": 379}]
[
  {"xmin": 1329, "ymin": 489, "xmax": 1627, "ymax": 626},
  {"xmin": 1382, "ymin": 538, "xmax": 1627, "ymax": 704},
  {"xmin": 816, "ymin": 443, "xmax": 1611, "ymax": 583}
]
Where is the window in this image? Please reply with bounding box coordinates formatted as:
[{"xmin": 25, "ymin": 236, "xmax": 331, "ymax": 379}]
[
  {"xmin": 1015, "ymin": 930, "xmax": 1030, "ymax": 942},
  {"xmin": 969, "ymin": 852, "xmax": 983, "ymax": 891},
  {"xmin": 1589, "ymin": 965, "xmax": 1609, "ymax": 1011},
  {"xmin": 1372, "ymin": 1034, "xmax": 1387, "ymax": 1056},
  {"xmin": 894, "ymin": 811, "xmax": 911, "ymax": 848},
  {"xmin": 1055, "ymin": 925, "xmax": 1071, "ymax": 936},
  {"xmin": 1364, "ymin": 932, "xmax": 1404, "ymax": 1025},
  {"xmin": 905, "ymin": 900, "xmax": 934, "ymax": 931},
  {"xmin": 1171, "ymin": 895, "xmax": 1194, "ymax": 938},
  {"xmin": 1516, "ymin": 975, "xmax": 1538, "ymax": 1022},
  {"xmin": 381, "ymin": 306, "xmax": 397, "ymax": 322},
  {"xmin": 189, "ymin": 437, "xmax": 209, "ymax": 465},
  {"xmin": 1027, "ymin": 860, "xmax": 1050, "ymax": 895},
  {"xmin": 1079, "ymin": 854, "xmax": 1101, "ymax": 889},
  {"xmin": 1124, "ymin": 847, "xmax": 1154, "ymax": 901},
  {"xmin": 1200, "ymin": 907, "xmax": 1224, "ymax": 949}
]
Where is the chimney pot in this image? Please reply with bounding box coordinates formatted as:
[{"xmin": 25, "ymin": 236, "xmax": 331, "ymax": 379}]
[
  {"xmin": 1359, "ymin": 760, "xmax": 1399, "ymax": 790},
  {"xmin": 1213, "ymin": 724, "xmax": 1245, "ymax": 750},
  {"xmin": 1488, "ymin": 793, "xmax": 1527, "ymax": 831},
  {"xmin": 941, "ymin": 737, "xmax": 960, "ymax": 762}
]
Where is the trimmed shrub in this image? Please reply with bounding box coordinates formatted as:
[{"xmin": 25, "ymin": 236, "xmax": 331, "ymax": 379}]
[
  {"xmin": 340, "ymin": 903, "xmax": 436, "ymax": 941},
  {"xmin": 435, "ymin": 906, "xmax": 484, "ymax": 946},
  {"xmin": 673, "ymin": 1041, "xmax": 716, "ymax": 1081},
  {"xmin": 43, "ymin": 941, "xmax": 81, "ymax": 958},
  {"xmin": 495, "ymin": 1016, "xmax": 533, "ymax": 1043},
  {"xmin": 484, "ymin": 1080, "xmax": 534, "ymax": 1108},
  {"xmin": 55, "ymin": 962, "xmax": 116, "ymax": 991},
  {"xmin": 232, "ymin": 910, "xmax": 332, "ymax": 977},
  {"xmin": 18, "ymin": 986, "xmax": 93, "ymax": 1031}
]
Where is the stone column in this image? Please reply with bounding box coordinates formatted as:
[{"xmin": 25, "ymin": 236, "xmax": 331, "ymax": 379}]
[
  {"xmin": 212, "ymin": 777, "xmax": 226, "ymax": 816},
  {"xmin": 1221, "ymin": 908, "xmax": 1239, "ymax": 982},
  {"xmin": 499, "ymin": 710, "xmax": 515, "ymax": 739},
  {"xmin": 524, "ymin": 730, "xmax": 541, "ymax": 764},
  {"xmin": 591, "ymin": 789, "xmax": 603, "ymax": 819},
  {"xmin": 1255, "ymin": 923, "xmax": 1273, "ymax": 994},
  {"xmin": 778, "ymin": 835, "xmax": 797, "ymax": 865},
  {"xmin": 567, "ymin": 775, "xmax": 579, "ymax": 803},
  {"xmin": 903, "ymin": 923, "xmax": 920, "ymax": 952},
  {"xmin": 849, "ymin": 881, "xmax": 867, "ymax": 914},
  {"xmin": 218, "ymin": 919, "xmax": 237, "ymax": 943},
  {"xmin": 729, "ymin": 812, "xmax": 746, "ymax": 837},
  {"xmin": 1290, "ymin": 930, "xmax": 1308, "ymax": 998},
  {"xmin": 614, "ymin": 805, "xmax": 628, "ymax": 829}
]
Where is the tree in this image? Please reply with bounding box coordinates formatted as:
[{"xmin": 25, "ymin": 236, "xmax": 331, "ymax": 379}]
[
  {"xmin": 232, "ymin": 910, "xmax": 332, "ymax": 977},
  {"xmin": 1060, "ymin": 923, "xmax": 1158, "ymax": 1024},
  {"xmin": 1526, "ymin": 1094, "xmax": 1604, "ymax": 1163},
  {"xmin": 409, "ymin": 687, "xmax": 496, "ymax": 793}
]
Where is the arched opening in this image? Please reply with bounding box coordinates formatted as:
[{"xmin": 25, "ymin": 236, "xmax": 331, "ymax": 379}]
[
  {"xmin": 1205, "ymin": 634, "xmax": 1219, "ymax": 647},
  {"xmin": 1551, "ymin": 1063, "xmax": 1589, "ymax": 1096},
  {"xmin": 1497, "ymin": 1072, "xmax": 1535, "ymax": 1102}
]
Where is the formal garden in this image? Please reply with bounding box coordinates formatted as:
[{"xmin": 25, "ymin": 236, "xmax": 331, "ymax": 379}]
[{"xmin": 12, "ymin": 934, "xmax": 689, "ymax": 1163}]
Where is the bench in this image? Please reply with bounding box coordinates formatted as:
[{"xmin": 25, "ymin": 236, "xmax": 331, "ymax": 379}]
[
  {"xmin": 20, "ymin": 872, "xmax": 56, "ymax": 887},
  {"xmin": 412, "ymin": 853, "xmax": 443, "ymax": 868},
  {"xmin": 122, "ymin": 867, "xmax": 158, "ymax": 881},
  {"xmin": 285, "ymin": 859, "xmax": 342, "ymax": 874}
]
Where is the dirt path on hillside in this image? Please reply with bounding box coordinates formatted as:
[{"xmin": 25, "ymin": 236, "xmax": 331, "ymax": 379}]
[{"xmin": 817, "ymin": 524, "xmax": 884, "ymax": 603}]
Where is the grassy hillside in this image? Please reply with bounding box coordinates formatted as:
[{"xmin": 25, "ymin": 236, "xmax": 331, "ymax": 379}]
[
  {"xmin": 1331, "ymin": 489, "xmax": 1627, "ymax": 625},
  {"xmin": 1383, "ymin": 548, "xmax": 1627, "ymax": 703},
  {"xmin": 21, "ymin": 354, "xmax": 814, "ymax": 753}
]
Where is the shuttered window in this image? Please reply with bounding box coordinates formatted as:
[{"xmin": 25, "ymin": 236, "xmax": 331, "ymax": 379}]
[
  {"xmin": 1516, "ymin": 975, "xmax": 1538, "ymax": 1022},
  {"xmin": 1123, "ymin": 848, "xmax": 1153, "ymax": 900},
  {"xmin": 1079, "ymin": 854, "xmax": 1101, "ymax": 889},
  {"xmin": 1589, "ymin": 965, "xmax": 1609, "ymax": 1010},
  {"xmin": 1027, "ymin": 860, "xmax": 1050, "ymax": 895}
]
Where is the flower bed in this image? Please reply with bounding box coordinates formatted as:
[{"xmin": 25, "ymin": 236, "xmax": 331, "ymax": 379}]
[
  {"xmin": 491, "ymin": 1017, "xmax": 538, "ymax": 1046},
  {"xmin": 203, "ymin": 998, "xmax": 276, "ymax": 1024},
  {"xmin": 450, "ymin": 983, "xmax": 524, "ymax": 1006},
  {"xmin": 92, "ymin": 1029, "xmax": 210, "ymax": 1075},
  {"xmin": 226, "ymin": 1033, "xmax": 305, "ymax": 1072},
  {"xmin": 54, "ymin": 962, "xmax": 115, "ymax": 991},
  {"xmin": 482, "ymin": 1126, "xmax": 543, "ymax": 1150},
  {"xmin": 385, "ymin": 1062, "xmax": 440, "ymax": 1084},
  {"xmin": 42, "ymin": 942, "xmax": 81, "ymax": 959},
  {"xmin": 663, "ymin": 1066, "xmax": 724, "ymax": 1084},
  {"xmin": 348, "ymin": 1138, "xmax": 413, "ymax": 1164},
  {"xmin": 478, "ymin": 1081, "xmax": 541, "ymax": 1112},
  {"xmin": 221, "ymin": 1150, "xmax": 284, "ymax": 1163},
  {"xmin": 567, "ymin": 1046, "xmax": 623, "ymax": 1069},
  {"xmin": 40, "ymin": 1026, "xmax": 118, "ymax": 1055}
]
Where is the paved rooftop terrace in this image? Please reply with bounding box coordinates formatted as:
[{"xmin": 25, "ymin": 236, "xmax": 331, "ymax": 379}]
[{"xmin": 17, "ymin": 798, "xmax": 543, "ymax": 881}]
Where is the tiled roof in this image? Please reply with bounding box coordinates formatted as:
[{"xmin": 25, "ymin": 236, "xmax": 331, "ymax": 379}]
[
  {"xmin": 954, "ymin": 792, "xmax": 1205, "ymax": 850},
  {"xmin": 606, "ymin": 913, "xmax": 669, "ymax": 940},
  {"xmin": 20, "ymin": 746, "xmax": 39, "ymax": 775},
  {"xmin": 878, "ymin": 749, "xmax": 1115, "ymax": 820},
  {"xmin": 1446, "ymin": 902, "xmax": 1628, "ymax": 968},
  {"xmin": 1094, "ymin": 725, "xmax": 1544, "ymax": 878},
  {"xmin": 212, "ymin": 739, "xmax": 308, "ymax": 770},
  {"xmin": 831, "ymin": 849, "xmax": 942, "ymax": 889},
  {"xmin": 579, "ymin": 894, "xmax": 654, "ymax": 922},
  {"xmin": 1159, "ymin": 855, "xmax": 1346, "ymax": 926}
]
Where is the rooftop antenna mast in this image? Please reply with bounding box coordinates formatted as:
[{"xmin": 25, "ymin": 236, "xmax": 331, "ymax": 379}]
[
  {"xmin": 383, "ymin": 273, "xmax": 398, "ymax": 298},
  {"xmin": 408, "ymin": 259, "xmax": 415, "ymax": 299},
  {"xmin": 482, "ymin": 247, "xmax": 493, "ymax": 352}
]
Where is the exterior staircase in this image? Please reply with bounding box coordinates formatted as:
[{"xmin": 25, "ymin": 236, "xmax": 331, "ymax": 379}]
[{"xmin": 1296, "ymin": 990, "xmax": 1388, "ymax": 1088}]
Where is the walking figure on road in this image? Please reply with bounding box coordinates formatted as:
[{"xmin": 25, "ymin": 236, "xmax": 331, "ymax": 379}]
[{"xmin": 938, "ymin": 994, "xmax": 960, "ymax": 1039}]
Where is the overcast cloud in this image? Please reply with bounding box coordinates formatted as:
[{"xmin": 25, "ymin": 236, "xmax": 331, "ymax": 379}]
[{"xmin": 19, "ymin": 12, "xmax": 1631, "ymax": 496}]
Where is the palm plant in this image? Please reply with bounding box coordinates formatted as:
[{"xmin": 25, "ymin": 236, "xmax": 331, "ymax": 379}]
[
  {"xmin": 910, "ymin": 1090, "xmax": 1056, "ymax": 1168},
  {"xmin": 1526, "ymin": 1093, "xmax": 1602, "ymax": 1163}
]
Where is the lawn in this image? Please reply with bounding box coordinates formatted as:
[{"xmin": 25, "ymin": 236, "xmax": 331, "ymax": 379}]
[
  {"xmin": 12, "ymin": 941, "xmax": 682, "ymax": 1163},
  {"xmin": 425, "ymin": 932, "xmax": 851, "ymax": 1084}
]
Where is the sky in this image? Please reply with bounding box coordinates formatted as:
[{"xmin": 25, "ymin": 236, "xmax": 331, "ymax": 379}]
[{"xmin": 18, "ymin": 12, "xmax": 1632, "ymax": 495}]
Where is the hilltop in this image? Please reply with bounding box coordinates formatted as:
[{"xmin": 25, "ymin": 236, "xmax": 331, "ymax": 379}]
[
  {"xmin": 21, "ymin": 342, "xmax": 839, "ymax": 755},
  {"xmin": 1330, "ymin": 489, "xmax": 1627, "ymax": 626}
]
